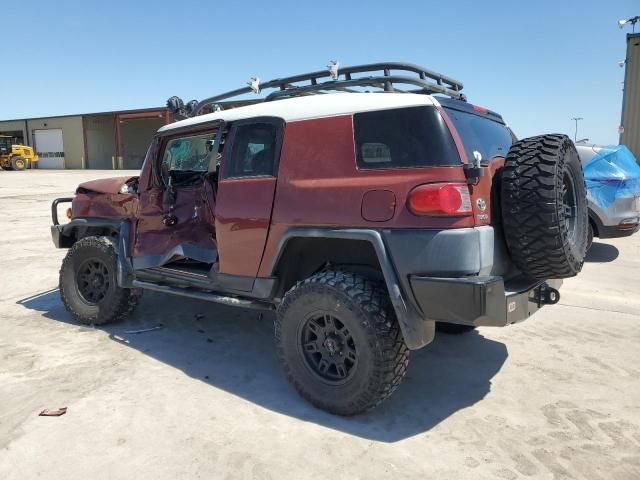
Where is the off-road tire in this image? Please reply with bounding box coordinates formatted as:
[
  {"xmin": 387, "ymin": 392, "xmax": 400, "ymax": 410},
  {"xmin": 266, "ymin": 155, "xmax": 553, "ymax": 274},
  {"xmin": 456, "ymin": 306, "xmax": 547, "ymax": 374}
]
[
  {"xmin": 275, "ymin": 271, "xmax": 409, "ymax": 416},
  {"xmin": 60, "ymin": 236, "xmax": 142, "ymax": 325},
  {"xmin": 501, "ymin": 134, "xmax": 588, "ymax": 279},
  {"xmin": 436, "ymin": 323, "xmax": 477, "ymax": 335},
  {"xmin": 11, "ymin": 156, "xmax": 27, "ymax": 170}
]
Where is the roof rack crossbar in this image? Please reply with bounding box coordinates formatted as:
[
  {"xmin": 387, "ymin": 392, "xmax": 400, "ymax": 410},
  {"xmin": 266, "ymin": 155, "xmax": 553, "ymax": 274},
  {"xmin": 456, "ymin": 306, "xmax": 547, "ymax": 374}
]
[{"xmin": 190, "ymin": 62, "xmax": 465, "ymax": 116}]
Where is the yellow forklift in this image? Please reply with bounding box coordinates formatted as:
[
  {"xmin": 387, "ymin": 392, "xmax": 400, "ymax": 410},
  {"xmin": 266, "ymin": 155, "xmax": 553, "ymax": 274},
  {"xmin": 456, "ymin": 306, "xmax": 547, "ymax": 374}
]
[{"xmin": 0, "ymin": 135, "xmax": 39, "ymax": 170}]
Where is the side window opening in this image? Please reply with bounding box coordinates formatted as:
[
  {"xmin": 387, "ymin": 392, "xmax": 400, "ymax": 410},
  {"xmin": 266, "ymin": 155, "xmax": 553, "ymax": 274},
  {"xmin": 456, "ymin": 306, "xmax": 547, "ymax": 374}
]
[
  {"xmin": 162, "ymin": 132, "xmax": 217, "ymax": 174},
  {"xmin": 224, "ymin": 123, "xmax": 278, "ymax": 178}
]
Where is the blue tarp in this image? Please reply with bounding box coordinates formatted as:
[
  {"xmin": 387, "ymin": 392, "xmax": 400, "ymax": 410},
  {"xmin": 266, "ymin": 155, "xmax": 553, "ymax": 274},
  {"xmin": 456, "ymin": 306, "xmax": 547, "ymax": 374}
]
[{"xmin": 582, "ymin": 144, "xmax": 640, "ymax": 209}]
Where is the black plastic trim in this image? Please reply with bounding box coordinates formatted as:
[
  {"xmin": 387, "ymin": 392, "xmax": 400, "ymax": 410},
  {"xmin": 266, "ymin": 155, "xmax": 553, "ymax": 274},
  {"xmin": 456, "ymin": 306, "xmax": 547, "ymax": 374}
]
[
  {"xmin": 133, "ymin": 264, "xmax": 276, "ymax": 299},
  {"xmin": 50, "ymin": 217, "xmax": 122, "ymax": 249},
  {"xmin": 131, "ymin": 280, "xmax": 273, "ymax": 311}
]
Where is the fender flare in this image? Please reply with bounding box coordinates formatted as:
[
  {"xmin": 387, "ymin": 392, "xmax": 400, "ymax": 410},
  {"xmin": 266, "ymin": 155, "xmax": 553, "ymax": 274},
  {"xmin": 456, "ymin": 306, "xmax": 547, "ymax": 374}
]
[
  {"xmin": 50, "ymin": 217, "xmax": 134, "ymax": 287},
  {"xmin": 270, "ymin": 228, "xmax": 435, "ymax": 350}
]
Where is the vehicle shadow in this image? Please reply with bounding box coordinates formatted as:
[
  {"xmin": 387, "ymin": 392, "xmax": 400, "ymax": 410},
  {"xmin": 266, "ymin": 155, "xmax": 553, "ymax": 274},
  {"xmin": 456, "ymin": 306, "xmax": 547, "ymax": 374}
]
[
  {"xmin": 585, "ymin": 242, "xmax": 620, "ymax": 263},
  {"xmin": 18, "ymin": 289, "xmax": 508, "ymax": 442}
]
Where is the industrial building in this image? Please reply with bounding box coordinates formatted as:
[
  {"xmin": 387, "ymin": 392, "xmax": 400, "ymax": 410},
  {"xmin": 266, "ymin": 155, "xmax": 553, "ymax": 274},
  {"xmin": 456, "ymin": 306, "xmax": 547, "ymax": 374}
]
[
  {"xmin": 0, "ymin": 107, "xmax": 171, "ymax": 169},
  {"xmin": 621, "ymin": 32, "xmax": 640, "ymax": 161}
]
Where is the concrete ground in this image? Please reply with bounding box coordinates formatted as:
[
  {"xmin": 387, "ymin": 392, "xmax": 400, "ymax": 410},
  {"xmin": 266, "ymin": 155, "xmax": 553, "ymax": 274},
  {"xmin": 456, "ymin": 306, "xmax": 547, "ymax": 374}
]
[{"xmin": 0, "ymin": 170, "xmax": 639, "ymax": 480}]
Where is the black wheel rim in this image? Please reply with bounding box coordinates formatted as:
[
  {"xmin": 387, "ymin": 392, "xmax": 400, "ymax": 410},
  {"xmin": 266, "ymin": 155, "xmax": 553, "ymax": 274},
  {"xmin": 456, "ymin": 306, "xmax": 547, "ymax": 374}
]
[
  {"xmin": 300, "ymin": 313, "xmax": 357, "ymax": 384},
  {"xmin": 561, "ymin": 168, "xmax": 578, "ymax": 242},
  {"xmin": 76, "ymin": 257, "xmax": 111, "ymax": 304}
]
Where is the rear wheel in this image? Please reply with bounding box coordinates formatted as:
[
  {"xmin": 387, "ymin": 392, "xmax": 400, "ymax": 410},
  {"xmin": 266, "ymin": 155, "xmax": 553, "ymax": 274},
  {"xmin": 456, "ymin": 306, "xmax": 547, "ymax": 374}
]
[
  {"xmin": 11, "ymin": 156, "xmax": 27, "ymax": 170},
  {"xmin": 501, "ymin": 134, "xmax": 588, "ymax": 279},
  {"xmin": 275, "ymin": 271, "xmax": 409, "ymax": 415},
  {"xmin": 60, "ymin": 236, "xmax": 142, "ymax": 325}
]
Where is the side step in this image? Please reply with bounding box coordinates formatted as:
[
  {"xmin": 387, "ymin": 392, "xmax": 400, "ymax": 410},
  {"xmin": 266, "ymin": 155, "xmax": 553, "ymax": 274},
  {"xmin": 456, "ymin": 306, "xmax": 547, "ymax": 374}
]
[
  {"xmin": 131, "ymin": 280, "xmax": 273, "ymax": 311},
  {"xmin": 136, "ymin": 266, "xmax": 212, "ymax": 289}
]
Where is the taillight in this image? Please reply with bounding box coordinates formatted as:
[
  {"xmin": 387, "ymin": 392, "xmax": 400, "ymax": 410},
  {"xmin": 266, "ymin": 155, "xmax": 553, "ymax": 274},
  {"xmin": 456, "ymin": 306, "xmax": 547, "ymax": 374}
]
[
  {"xmin": 407, "ymin": 183, "xmax": 472, "ymax": 216},
  {"xmin": 618, "ymin": 219, "xmax": 639, "ymax": 230}
]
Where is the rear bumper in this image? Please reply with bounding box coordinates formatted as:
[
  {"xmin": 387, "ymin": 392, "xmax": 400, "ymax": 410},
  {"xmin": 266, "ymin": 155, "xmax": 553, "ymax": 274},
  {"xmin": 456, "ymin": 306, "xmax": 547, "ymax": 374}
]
[
  {"xmin": 410, "ymin": 275, "xmax": 563, "ymax": 327},
  {"xmin": 597, "ymin": 223, "xmax": 640, "ymax": 239},
  {"xmin": 590, "ymin": 211, "xmax": 640, "ymax": 239}
]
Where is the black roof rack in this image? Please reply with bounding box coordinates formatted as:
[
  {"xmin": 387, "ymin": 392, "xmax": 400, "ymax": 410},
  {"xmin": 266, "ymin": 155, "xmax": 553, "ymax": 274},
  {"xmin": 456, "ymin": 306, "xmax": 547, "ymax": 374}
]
[{"xmin": 168, "ymin": 62, "xmax": 466, "ymax": 119}]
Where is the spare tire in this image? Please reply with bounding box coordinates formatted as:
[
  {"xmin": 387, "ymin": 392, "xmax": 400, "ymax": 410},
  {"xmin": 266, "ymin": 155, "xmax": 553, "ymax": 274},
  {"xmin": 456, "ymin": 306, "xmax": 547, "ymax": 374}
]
[{"xmin": 501, "ymin": 134, "xmax": 588, "ymax": 279}]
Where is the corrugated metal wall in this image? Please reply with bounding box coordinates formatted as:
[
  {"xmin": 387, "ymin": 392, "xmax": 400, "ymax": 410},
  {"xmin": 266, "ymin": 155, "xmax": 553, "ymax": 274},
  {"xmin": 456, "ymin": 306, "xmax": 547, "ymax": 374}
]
[{"xmin": 621, "ymin": 33, "xmax": 640, "ymax": 162}]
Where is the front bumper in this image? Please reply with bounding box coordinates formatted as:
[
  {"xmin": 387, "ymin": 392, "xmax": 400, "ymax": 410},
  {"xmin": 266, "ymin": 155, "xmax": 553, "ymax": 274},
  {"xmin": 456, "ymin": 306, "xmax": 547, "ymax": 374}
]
[{"xmin": 410, "ymin": 275, "xmax": 563, "ymax": 327}]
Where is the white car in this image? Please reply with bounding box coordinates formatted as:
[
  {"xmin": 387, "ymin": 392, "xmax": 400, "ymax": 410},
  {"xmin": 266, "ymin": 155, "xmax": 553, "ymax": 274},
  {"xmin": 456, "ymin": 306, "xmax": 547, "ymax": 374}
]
[{"xmin": 575, "ymin": 142, "xmax": 640, "ymax": 247}]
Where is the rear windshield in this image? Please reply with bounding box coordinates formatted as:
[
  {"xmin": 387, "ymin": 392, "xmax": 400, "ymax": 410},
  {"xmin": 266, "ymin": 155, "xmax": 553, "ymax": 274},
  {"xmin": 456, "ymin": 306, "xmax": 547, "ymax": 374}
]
[
  {"xmin": 354, "ymin": 106, "xmax": 460, "ymax": 169},
  {"xmin": 444, "ymin": 107, "xmax": 513, "ymax": 163}
]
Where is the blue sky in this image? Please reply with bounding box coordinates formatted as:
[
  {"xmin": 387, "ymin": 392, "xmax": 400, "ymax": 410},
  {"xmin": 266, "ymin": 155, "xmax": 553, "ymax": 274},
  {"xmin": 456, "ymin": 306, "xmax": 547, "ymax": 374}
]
[{"xmin": 1, "ymin": 0, "xmax": 638, "ymax": 145}]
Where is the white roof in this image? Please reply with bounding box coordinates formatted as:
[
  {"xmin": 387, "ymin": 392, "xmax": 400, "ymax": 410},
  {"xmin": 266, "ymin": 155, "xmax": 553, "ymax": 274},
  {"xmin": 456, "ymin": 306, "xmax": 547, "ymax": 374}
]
[{"xmin": 159, "ymin": 92, "xmax": 437, "ymax": 132}]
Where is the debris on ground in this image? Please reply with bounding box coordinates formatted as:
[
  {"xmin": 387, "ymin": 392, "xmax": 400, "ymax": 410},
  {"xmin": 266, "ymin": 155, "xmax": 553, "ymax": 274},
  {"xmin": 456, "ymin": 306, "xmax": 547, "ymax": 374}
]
[
  {"xmin": 195, "ymin": 313, "xmax": 205, "ymax": 321},
  {"xmin": 124, "ymin": 325, "xmax": 163, "ymax": 334},
  {"xmin": 39, "ymin": 407, "xmax": 67, "ymax": 417}
]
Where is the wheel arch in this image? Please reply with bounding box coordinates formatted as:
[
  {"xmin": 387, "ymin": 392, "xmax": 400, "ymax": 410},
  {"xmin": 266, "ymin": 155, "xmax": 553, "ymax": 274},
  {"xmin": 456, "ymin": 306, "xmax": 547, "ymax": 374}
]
[
  {"xmin": 588, "ymin": 208, "xmax": 601, "ymax": 237},
  {"xmin": 51, "ymin": 218, "xmax": 134, "ymax": 287},
  {"xmin": 269, "ymin": 228, "xmax": 435, "ymax": 350},
  {"xmin": 52, "ymin": 218, "xmax": 122, "ymax": 248}
]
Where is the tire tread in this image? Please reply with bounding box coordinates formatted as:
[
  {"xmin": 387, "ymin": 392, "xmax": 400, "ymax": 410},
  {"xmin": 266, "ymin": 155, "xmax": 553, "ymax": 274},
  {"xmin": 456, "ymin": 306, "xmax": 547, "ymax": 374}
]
[{"xmin": 275, "ymin": 270, "xmax": 409, "ymax": 415}]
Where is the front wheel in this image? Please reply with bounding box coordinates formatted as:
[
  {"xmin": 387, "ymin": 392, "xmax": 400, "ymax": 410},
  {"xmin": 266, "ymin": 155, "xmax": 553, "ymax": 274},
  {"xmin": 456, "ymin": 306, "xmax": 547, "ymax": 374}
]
[
  {"xmin": 60, "ymin": 236, "xmax": 142, "ymax": 325},
  {"xmin": 275, "ymin": 271, "xmax": 409, "ymax": 416},
  {"xmin": 11, "ymin": 156, "xmax": 28, "ymax": 170}
]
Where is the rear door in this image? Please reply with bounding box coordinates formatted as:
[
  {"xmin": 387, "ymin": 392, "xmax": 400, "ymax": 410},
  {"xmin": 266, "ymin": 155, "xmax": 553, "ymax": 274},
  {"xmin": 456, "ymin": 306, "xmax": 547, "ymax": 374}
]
[{"xmin": 214, "ymin": 117, "xmax": 283, "ymax": 278}]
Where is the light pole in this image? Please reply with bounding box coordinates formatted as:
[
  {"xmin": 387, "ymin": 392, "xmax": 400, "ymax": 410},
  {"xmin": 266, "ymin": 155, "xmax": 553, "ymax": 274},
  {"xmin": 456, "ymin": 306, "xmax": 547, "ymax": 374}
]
[
  {"xmin": 571, "ymin": 117, "xmax": 583, "ymax": 142},
  {"xmin": 619, "ymin": 16, "xmax": 640, "ymax": 32}
]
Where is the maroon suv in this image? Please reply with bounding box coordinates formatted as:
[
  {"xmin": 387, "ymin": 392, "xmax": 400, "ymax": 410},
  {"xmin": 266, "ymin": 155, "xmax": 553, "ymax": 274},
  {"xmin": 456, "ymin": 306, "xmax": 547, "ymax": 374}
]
[{"xmin": 51, "ymin": 63, "xmax": 588, "ymax": 415}]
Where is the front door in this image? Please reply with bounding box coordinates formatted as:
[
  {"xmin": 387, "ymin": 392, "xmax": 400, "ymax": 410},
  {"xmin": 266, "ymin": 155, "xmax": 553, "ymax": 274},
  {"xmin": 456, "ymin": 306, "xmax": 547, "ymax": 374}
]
[
  {"xmin": 133, "ymin": 128, "xmax": 218, "ymax": 270},
  {"xmin": 214, "ymin": 117, "xmax": 283, "ymax": 279}
]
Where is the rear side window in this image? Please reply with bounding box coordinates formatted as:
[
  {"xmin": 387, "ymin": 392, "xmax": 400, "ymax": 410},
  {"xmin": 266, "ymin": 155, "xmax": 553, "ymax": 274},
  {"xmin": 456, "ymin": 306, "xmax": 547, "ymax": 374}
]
[
  {"xmin": 444, "ymin": 108, "xmax": 513, "ymax": 163},
  {"xmin": 224, "ymin": 123, "xmax": 278, "ymax": 178},
  {"xmin": 354, "ymin": 106, "xmax": 460, "ymax": 169}
]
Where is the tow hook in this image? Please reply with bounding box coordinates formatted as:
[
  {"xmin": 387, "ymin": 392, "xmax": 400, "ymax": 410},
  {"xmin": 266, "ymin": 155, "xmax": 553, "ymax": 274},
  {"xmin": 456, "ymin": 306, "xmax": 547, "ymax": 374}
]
[{"xmin": 535, "ymin": 283, "xmax": 560, "ymax": 307}]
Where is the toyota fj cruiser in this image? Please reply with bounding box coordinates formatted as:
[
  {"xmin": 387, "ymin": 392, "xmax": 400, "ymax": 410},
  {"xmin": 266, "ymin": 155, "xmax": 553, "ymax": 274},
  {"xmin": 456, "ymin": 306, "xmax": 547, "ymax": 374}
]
[{"xmin": 51, "ymin": 62, "xmax": 588, "ymax": 415}]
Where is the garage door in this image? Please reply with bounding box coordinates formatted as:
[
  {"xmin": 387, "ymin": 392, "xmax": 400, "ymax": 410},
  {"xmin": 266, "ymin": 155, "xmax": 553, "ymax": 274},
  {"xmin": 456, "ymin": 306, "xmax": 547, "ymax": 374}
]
[{"xmin": 34, "ymin": 129, "xmax": 64, "ymax": 168}]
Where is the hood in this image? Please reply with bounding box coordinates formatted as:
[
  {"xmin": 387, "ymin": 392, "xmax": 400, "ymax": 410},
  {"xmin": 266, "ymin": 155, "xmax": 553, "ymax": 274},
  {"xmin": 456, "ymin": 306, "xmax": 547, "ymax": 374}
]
[{"xmin": 76, "ymin": 176, "xmax": 138, "ymax": 194}]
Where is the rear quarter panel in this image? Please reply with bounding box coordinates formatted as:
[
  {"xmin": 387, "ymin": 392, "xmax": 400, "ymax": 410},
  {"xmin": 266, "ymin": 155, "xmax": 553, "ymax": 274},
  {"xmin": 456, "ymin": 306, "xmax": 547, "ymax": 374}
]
[{"xmin": 257, "ymin": 115, "xmax": 474, "ymax": 276}]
